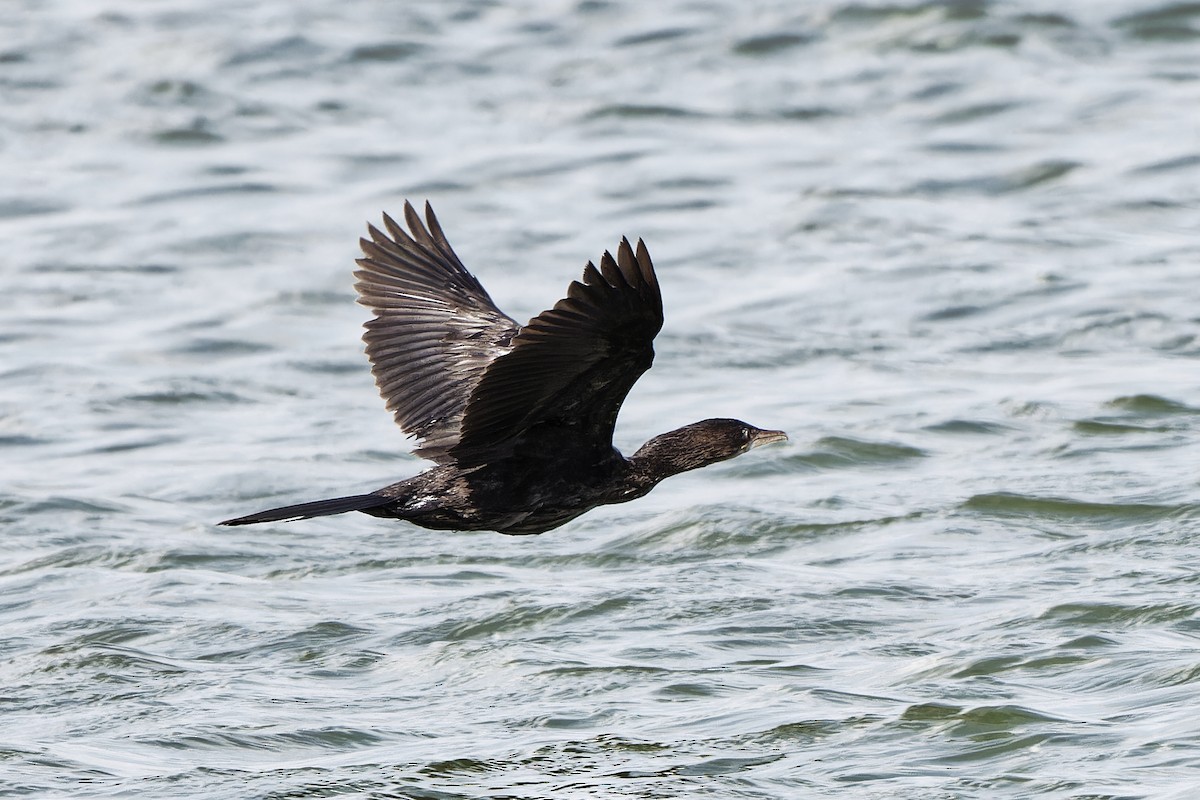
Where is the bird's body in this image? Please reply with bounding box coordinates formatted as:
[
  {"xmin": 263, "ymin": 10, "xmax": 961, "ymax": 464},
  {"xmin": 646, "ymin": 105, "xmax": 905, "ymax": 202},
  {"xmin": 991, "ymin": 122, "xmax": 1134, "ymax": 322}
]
[
  {"xmin": 368, "ymin": 452, "xmax": 639, "ymax": 534},
  {"xmin": 220, "ymin": 203, "xmax": 785, "ymax": 534}
]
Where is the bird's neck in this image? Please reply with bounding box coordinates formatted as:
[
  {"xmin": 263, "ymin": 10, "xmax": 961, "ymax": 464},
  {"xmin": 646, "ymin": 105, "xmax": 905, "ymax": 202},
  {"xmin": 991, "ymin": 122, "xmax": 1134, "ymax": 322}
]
[{"xmin": 625, "ymin": 429, "xmax": 712, "ymax": 489}]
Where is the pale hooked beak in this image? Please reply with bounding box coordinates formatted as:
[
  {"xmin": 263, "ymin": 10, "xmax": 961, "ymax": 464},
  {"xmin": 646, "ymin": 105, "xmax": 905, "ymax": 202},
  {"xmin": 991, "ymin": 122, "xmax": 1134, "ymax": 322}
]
[{"xmin": 749, "ymin": 428, "xmax": 788, "ymax": 448}]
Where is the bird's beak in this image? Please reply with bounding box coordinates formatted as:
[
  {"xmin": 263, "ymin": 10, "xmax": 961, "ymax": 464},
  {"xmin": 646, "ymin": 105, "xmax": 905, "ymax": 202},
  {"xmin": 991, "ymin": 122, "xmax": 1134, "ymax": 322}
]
[{"xmin": 749, "ymin": 428, "xmax": 788, "ymax": 448}]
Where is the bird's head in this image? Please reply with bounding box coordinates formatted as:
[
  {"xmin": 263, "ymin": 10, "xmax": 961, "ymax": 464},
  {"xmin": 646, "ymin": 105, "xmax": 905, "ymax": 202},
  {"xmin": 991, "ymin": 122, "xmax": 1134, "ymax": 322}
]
[{"xmin": 630, "ymin": 418, "xmax": 787, "ymax": 480}]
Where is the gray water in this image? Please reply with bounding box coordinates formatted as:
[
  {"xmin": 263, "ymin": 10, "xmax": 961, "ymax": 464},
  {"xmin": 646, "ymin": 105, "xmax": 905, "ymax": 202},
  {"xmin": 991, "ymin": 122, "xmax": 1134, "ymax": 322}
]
[{"xmin": 3, "ymin": 1, "xmax": 1200, "ymax": 797}]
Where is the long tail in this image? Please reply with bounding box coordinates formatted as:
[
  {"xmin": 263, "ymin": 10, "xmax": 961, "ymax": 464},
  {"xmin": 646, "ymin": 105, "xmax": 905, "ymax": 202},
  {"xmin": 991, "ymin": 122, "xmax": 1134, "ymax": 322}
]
[{"xmin": 218, "ymin": 493, "xmax": 389, "ymax": 526}]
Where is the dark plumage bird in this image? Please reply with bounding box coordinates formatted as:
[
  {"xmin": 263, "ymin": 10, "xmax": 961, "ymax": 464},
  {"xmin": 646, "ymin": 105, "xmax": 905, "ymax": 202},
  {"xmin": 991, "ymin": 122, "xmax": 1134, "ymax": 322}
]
[{"xmin": 219, "ymin": 202, "xmax": 786, "ymax": 534}]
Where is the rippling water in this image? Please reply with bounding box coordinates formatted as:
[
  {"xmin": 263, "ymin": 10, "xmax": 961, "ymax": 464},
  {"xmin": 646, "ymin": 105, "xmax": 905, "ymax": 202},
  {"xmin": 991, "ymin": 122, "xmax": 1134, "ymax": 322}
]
[{"xmin": 4, "ymin": 1, "xmax": 1200, "ymax": 797}]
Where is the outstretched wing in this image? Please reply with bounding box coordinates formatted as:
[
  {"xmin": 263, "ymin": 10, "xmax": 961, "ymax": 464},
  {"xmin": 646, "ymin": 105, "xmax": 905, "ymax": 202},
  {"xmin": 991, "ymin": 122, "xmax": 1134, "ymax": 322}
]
[
  {"xmin": 450, "ymin": 237, "xmax": 663, "ymax": 465},
  {"xmin": 354, "ymin": 201, "xmax": 519, "ymax": 463}
]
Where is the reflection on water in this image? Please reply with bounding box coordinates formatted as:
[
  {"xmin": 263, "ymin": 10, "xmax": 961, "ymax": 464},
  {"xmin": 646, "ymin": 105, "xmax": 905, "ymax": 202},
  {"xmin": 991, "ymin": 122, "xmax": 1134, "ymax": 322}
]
[{"xmin": 2, "ymin": 1, "xmax": 1200, "ymax": 797}]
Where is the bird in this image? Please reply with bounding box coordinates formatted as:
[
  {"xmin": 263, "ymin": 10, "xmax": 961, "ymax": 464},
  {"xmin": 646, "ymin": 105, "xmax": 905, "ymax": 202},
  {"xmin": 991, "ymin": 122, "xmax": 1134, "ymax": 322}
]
[{"xmin": 219, "ymin": 202, "xmax": 786, "ymax": 534}]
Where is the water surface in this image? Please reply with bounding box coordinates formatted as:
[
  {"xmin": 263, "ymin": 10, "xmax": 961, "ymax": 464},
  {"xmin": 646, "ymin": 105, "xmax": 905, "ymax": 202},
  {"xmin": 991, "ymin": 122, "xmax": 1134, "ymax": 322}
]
[{"xmin": 3, "ymin": 1, "xmax": 1200, "ymax": 797}]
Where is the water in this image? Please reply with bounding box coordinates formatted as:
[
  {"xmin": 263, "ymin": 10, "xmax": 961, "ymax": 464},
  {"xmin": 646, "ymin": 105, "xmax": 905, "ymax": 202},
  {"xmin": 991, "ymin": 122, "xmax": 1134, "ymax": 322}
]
[{"xmin": 3, "ymin": 1, "xmax": 1200, "ymax": 796}]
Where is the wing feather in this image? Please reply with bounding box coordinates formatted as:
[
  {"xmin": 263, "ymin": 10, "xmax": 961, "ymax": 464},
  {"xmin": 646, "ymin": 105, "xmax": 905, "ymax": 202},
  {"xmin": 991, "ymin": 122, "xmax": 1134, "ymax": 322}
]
[
  {"xmin": 354, "ymin": 201, "xmax": 518, "ymax": 463},
  {"xmin": 452, "ymin": 237, "xmax": 664, "ymax": 464}
]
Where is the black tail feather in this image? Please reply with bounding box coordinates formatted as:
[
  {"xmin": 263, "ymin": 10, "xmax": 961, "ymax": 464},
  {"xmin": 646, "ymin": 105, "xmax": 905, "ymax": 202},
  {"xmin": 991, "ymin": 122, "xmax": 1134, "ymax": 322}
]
[{"xmin": 218, "ymin": 493, "xmax": 388, "ymax": 526}]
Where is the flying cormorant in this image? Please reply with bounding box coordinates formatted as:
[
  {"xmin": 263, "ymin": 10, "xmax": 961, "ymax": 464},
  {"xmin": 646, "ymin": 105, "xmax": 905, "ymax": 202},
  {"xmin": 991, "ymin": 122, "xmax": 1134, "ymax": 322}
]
[{"xmin": 219, "ymin": 203, "xmax": 786, "ymax": 534}]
